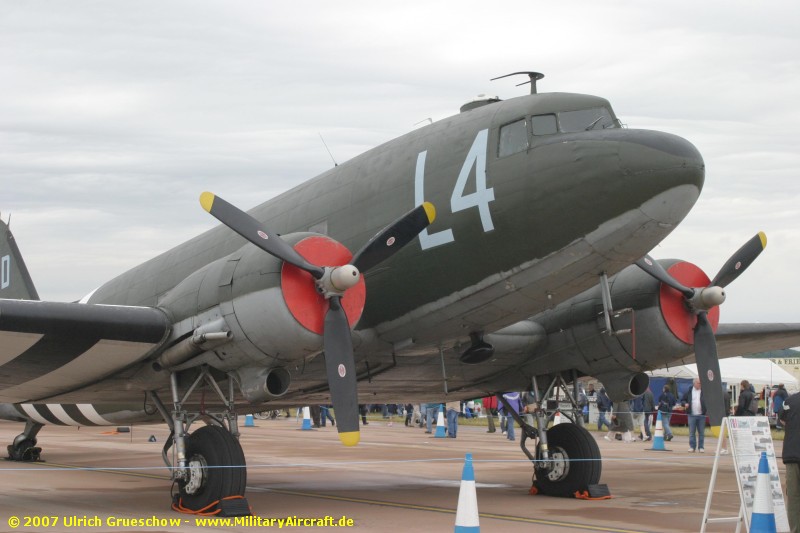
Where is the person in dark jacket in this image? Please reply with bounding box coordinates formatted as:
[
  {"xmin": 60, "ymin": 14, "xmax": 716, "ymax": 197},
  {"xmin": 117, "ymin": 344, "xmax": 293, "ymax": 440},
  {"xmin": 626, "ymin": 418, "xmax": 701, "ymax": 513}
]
[
  {"xmin": 774, "ymin": 384, "xmax": 789, "ymax": 430},
  {"xmin": 735, "ymin": 380, "xmax": 757, "ymax": 416},
  {"xmin": 642, "ymin": 387, "xmax": 655, "ymax": 441},
  {"xmin": 779, "ymin": 391, "xmax": 800, "ymax": 532},
  {"xmin": 657, "ymin": 385, "xmax": 677, "ymax": 441},
  {"xmin": 681, "ymin": 378, "xmax": 707, "ymax": 452},
  {"xmin": 596, "ymin": 388, "xmax": 612, "ymax": 431}
]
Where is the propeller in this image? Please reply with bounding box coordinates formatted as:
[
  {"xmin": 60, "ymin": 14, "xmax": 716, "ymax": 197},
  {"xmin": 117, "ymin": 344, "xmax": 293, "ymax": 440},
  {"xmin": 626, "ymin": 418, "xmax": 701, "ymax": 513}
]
[
  {"xmin": 200, "ymin": 192, "xmax": 435, "ymax": 446},
  {"xmin": 636, "ymin": 232, "xmax": 767, "ymax": 436}
]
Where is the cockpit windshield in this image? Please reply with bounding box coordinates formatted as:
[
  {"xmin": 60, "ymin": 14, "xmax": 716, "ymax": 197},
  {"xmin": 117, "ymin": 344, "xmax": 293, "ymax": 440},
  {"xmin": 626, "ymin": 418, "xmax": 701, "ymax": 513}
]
[{"xmin": 558, "ymin": 107, "xmax": 617, "ymax": 132}]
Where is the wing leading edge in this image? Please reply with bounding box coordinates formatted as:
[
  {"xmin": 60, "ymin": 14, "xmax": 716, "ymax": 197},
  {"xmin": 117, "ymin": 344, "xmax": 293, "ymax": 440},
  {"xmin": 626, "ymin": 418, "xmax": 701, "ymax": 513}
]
[{"xmin": 0, "ymin": 299, "xmax": 170, "ymax": 402}]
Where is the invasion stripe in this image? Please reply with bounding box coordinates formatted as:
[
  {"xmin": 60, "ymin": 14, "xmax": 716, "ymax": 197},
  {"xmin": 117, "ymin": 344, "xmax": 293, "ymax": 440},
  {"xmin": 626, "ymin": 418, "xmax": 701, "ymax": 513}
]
[
  {"xmin": 20, "ymin": 404, "xmax": 51, "ymax": 425},
  {"xmin": 31, "ymin": 404, "xmax": 64, "ymax": 425},
  {"xmin": 46, "ymin": 404, "xmax": 82, "ymax": 426},
  {"xmin": 62, "ymin": 404, "xmax": 98, "ymax": 426},
  {"xmin": 0, "ymin": 334, "xmax": 98, "ymax": 381},
  {"xmin": 76, "ymin": 404, "xmax": 112, "ymax": 425}
]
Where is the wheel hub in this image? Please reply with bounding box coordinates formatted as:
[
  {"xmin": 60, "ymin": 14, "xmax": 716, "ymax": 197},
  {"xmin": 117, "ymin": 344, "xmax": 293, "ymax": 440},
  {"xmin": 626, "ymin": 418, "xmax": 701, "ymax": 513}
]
[
  {"xmin": 544, "ymin": 448, "xmax": 569, "ymax": 482},
  {"xmin": 184, "ymin": 454, "xmax": 208, "ymax": 495}
]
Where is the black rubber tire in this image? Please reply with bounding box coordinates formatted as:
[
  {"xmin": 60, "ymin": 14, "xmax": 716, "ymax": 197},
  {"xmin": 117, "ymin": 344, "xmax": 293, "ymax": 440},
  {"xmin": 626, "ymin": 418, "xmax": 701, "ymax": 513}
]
[
  {"xmin": 178, "ymin": 425, "xmax": 246, "ymax": 510},
  {"xmin": 534, "ymin": 423, "xmax": 601, "ymax": 497}
]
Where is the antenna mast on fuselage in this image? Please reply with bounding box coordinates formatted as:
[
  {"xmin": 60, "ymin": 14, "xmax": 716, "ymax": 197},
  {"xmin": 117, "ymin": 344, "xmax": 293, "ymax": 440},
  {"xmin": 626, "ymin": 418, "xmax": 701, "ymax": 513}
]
[{"xmin": 490, "ymin": 71, "xmax": 545, "ymax": 94}]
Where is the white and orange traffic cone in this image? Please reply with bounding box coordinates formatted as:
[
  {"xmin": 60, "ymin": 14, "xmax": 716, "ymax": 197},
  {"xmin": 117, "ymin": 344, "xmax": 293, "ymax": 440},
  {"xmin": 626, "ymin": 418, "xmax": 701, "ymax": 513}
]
[
  {"xmin": 454, "ymin": 453, "xmax": 479, "ymax": 532},
  {"xmin": 750, "ymin": 451, "xmax": 777, "ymax": 533},
  {"xmin": 648, "ymin": 411, "xmax": 670, "ymax": 451},
  {"xmin": 301, "ymin": 406, "xmax": 313, "ymax": 430},
  {"xmin": 552, "ymin": 410, "xmax": 562, "ymax": 426}
]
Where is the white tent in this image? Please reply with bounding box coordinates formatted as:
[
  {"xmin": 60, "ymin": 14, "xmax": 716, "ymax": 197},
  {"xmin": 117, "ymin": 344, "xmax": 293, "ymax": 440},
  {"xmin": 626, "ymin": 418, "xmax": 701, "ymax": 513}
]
[{"xmin": 649, "ymin": 356, "xmax": 798, "ymax": 393}]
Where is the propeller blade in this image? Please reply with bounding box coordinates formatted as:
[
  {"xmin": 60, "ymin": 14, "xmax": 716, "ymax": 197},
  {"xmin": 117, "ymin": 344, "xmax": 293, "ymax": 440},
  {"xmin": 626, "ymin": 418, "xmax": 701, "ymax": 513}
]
[
  {"xmin": 693, "ymin": 312, "xmax": 726, "ymax": 436},
  {"xmin": 323, "ymin": 296, "xmax": 360, "ymax": 446},
  {"xmin": 200, "ymin": 192, "xmax": 325, "ymax": 279},
  {"xmin": 709, "ymin": 232, "xmax": 767, "ymax": 288},
  {"xmin": 635, "ymin": 255, "xmax": 694, "ymax": 298},
  {"xmin": 351, "ymin": 202, "xmax": 436, "ymax": 273}
]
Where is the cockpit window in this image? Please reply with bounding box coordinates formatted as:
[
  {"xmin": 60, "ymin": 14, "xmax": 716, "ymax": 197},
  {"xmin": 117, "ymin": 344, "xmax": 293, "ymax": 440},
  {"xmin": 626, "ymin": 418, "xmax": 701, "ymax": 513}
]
[
  {"xmin": 498, "ymin": 119, "xmax": 528, "ymax": 157},
  {"xmin": 531, "ymin": 114, "xmax": 558, "ymax": 136},
  {"xmin": 558, "ymin": 107, "xmax": 616, "ymax": 133}
]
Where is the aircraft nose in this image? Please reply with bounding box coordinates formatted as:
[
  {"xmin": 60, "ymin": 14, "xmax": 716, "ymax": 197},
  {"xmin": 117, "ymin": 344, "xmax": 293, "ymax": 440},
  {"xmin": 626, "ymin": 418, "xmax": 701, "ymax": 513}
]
[{"xmin": 615, "ymin": 129, "xmax": 705, "ymax": 227}]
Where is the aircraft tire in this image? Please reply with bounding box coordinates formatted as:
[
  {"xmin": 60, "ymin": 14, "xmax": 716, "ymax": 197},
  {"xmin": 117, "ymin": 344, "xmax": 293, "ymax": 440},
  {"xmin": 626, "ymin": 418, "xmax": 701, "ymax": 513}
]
[
  {"xmin": 534, "ymin": 423, "xmax": 601, "ymax": 497},
  {"xmin": 178, "ymin": 425, "xmax": 247, "ymax": 510}
]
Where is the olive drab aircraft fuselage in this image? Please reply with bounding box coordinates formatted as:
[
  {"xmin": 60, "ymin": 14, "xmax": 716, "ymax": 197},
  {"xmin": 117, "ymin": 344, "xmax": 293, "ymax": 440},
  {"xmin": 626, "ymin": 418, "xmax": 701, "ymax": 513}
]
[{"xmin": 2, "ymin": 79, "xmax": 799, "ymax": 509}]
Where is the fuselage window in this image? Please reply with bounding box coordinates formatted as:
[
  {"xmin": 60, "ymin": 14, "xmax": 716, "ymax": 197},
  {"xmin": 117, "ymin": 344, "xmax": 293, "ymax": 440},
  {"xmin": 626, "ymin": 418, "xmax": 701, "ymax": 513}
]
[
  {"xmin": 558, "ymin": 107, "xmax": 616, "ymax": 133},
  {"xmin": 498, "ymin": 119, "xmax": 528, "ymax": 157},
  {"xmin": 531, "ymin": 114, "xmax": 558, "ymax": 136}
]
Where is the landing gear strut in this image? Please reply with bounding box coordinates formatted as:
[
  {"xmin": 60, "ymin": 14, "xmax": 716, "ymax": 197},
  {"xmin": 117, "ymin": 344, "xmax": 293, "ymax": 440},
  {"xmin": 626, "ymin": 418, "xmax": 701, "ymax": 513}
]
[
  {"xmin": 499, "ymin": 373, "xmax": 602, "ymax": 497},
  {"xmin": 149, "ymin": 366, "xmax": 248, "ymax": 514},
  {"xmin": 7, "ymin": 420, "xmax": 43, "ymax": 462}
]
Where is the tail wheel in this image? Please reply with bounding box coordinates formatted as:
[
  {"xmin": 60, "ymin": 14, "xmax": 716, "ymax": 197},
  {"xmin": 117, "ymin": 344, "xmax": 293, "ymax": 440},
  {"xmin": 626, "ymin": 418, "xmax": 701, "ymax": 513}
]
[
  {"xmin": 534, "ymin": 423, "xmax": 601, "ymax": 497},
  {"xmin": 177, "ymin": 425, "xmax": 246, "ymax": 510}
]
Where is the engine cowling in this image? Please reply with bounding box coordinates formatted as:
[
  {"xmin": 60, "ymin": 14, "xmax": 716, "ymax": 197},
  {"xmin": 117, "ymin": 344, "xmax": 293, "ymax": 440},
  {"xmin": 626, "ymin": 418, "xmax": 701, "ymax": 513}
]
[{"xmin": 158, "ymin": 232, "xmax": 366, "ymax": 365}]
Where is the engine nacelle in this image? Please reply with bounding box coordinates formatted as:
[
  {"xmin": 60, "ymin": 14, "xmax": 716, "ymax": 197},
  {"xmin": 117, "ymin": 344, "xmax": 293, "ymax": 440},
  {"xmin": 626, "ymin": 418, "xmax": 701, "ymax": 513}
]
[
  {"xmin": 524, "ymin": 259, "xmax": 715, "ymax": 400},
  {"xmin": 158, "ymin": 232, "xmax": 365, "ymax": 365}
]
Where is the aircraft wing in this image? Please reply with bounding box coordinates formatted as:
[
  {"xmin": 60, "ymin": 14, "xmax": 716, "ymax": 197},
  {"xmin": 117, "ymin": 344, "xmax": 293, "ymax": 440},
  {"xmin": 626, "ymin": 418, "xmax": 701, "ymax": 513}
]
[
  {"xmin": 715, "ymin": 323, "xmax": 800, "ymax": 358},
  {"xmin": 0, "ymin": 299, "xmax": 170, "ymax": 403}
]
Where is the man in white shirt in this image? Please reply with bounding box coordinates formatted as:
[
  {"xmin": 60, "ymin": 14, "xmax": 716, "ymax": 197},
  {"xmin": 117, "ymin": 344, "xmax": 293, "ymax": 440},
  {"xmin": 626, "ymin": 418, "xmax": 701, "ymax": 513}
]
[{"xmin": 681, "ymin": 378, "xmax": 707, "ymax": 453}]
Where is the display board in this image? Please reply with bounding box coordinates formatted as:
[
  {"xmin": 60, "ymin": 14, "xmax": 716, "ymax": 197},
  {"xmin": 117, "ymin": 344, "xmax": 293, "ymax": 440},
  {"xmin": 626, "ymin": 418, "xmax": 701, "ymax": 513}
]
[{"xmin": 728, "ymin": 416, "xmax": 790, "ymax": 532}]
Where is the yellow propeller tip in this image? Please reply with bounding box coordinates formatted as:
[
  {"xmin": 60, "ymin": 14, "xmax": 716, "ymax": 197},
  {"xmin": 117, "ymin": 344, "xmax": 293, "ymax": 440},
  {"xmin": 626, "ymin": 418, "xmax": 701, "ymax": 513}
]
[
  {"xmin": 199, "ymin": 192, "xmax": 215, "ymax": 213},
  {"xmin": 758, "ymin": 231, "xmax": 767, "ymax": 249},
  {"xmin": 422, "ymin": 202, "xmax": 436, "ymax": 224},
  {"xmin": 338, "ymin": 431, "xmax": 360, "ymax": 447}
]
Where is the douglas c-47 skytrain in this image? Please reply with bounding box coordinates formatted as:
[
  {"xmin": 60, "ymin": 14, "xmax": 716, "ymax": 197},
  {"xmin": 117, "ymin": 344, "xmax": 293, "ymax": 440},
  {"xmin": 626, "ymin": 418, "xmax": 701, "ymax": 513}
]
[{"xmin": 2, "ymin": 72, "xmax": 799, "ymax": 512}]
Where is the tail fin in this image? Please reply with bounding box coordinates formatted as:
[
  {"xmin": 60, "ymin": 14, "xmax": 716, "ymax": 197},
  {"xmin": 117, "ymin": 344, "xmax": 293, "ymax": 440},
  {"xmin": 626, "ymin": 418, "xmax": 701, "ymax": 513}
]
[{"xmin": 0, "ymin": 215, "xmax": 40, "ymax": 300}]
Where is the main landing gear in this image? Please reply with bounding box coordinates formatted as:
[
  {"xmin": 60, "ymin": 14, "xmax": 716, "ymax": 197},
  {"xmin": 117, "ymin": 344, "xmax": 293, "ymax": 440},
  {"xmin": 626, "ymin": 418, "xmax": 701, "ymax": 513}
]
[
  {"xmin": 148, "ymin": 366, "xmax": 249, "ymax": 515},
  {"xmin": 499, "ymin": 373, "xmax": 602, "ymax": 497},
  {"xmin": 7, "ymin": 420, "xmax": 43, "ymax": 462}
]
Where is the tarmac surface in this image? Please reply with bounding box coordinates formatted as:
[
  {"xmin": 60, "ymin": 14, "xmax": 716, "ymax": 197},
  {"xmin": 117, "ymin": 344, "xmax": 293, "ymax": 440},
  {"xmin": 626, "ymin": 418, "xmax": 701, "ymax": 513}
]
[{"xmin": 0, "ymin": 417, "xmax": 783, "ymax": 532}]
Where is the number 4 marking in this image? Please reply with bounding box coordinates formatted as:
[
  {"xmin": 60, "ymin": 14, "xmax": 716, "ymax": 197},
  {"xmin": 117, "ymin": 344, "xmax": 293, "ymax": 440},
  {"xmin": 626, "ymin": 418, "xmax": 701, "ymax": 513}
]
[
  {"xmin": 451, "ymin": 129, "xmax": 494, "ymax": 232},
  {"xmin": 415, "ymin": 129, "xmax": 494, "ymax": 250}
]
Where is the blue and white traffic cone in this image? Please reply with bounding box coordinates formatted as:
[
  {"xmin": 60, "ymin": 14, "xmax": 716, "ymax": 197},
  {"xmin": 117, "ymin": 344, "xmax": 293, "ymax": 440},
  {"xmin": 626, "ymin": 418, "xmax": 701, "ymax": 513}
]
[
  {"xmin": 648, "ymin": 411, "xmax": 670, "ymax": 451},
  {"xmin": 435, "ymin": 405, "xmax": 447, "ymax": 438},
  {"xmin": 244, "ymin": 414, "xmax": 255, "ymax": 427},
  {"xmin": 454, "ymin": 453, "xmax": 479, "ymax": 533},
  {"xmin": 750, "ymin": 451, "xmax": 777, "ymax": 533},
  {"xmin": 301, "ymin": 406, "xmax": 313, "ymax": 430}
]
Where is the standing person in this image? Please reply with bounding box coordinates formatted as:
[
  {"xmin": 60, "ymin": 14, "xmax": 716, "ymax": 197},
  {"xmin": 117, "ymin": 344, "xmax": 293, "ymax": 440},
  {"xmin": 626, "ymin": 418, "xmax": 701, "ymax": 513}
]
[
  {"xmin": 630, "ymin": 394, "xmax": 645, "ymax": 440},
  {"xmin": 500, "ymin": 392, "xmax": 522, "ymax": 441},
  {"xmin": 446, "ymin": 399, "xmax": 460, "ymax": 438},
  {"xmin": 779, "ymin": 391, "xmax": 800, "ymax": 532},
  {"xmin": 320, "ymin": 405, "xmax": 335, "ymax": 427},
  {"xmin": 596, "ymin": 388, "xmax": 612, "ymax": 431},
  {"xmin": 359, "ymin": 404, "xmax": 369, "ymax": 425},
  {"xmin": 404, "ymin": 403, "xmax": 414, "ymax": 427},
  {"xmin": 774, "ymin": 384, "xmax": 789, "ymax": 430},
  {"xmin": 483, "ymin": 395, "xmax": 498, "ymax": 433},
  {"xmin": 425, "ymin": 403, "xmax": 439, "ymax": 434},
  {"xmin": 642, "ymin": 387, "xmax": 655, "ymax": 441},
  {"xmin": 310, "ymin": 405, "xmax": 321, "ymax": 428},
  {"xmin": 657, "ymin": 384, "xmax": 677, "ymax": 441},
  {"xmin": 735, "ymin": 380, "xmax": 757, "ymax": 416},
  {"xmin": 681, "ymin": 378, "xmax": 707, "ymax": 452}
]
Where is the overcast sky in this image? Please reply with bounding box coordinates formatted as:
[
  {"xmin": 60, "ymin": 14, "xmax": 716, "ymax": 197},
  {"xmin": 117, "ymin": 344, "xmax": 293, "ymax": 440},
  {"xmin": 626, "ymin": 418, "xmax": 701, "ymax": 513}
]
[{"xmin": 2, "ymin": 1, "xmax": 798, "ymax": 325}]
